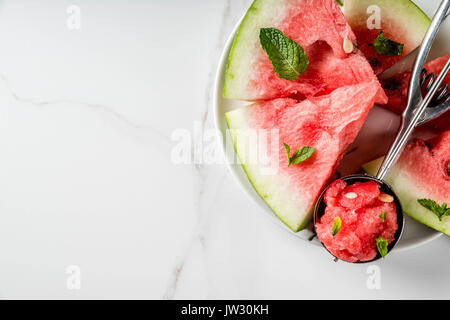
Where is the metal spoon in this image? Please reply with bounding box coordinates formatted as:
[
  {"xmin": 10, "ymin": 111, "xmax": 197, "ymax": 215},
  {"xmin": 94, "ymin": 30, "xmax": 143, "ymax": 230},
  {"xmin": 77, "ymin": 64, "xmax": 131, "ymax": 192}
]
[{"xmin": 313, "ymin": 0, "xmax": 450, "ymax": 263}]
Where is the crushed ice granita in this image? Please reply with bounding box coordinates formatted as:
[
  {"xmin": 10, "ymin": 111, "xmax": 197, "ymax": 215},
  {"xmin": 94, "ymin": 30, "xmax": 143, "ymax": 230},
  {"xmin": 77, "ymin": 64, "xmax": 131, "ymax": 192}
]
[{"xmin": 315, "ymin": 179, "xmax": 398, "ymax": 263}]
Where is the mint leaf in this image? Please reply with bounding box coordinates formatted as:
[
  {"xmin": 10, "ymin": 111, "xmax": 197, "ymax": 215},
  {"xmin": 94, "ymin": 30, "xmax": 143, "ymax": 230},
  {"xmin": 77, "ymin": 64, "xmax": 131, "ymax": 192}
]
[
  {"xmin": 336, "ymin": 0, "xmax": 343, "ymax": 6},
  {"xmin": 332, "ymin": 216, "xmax": 342, "ymax": 237},
  {"xmin": 380, "ymin": 212, "xmax": 387, "ymax": 222},
  {"xmin": 283, "ymin": 143, "xmax": 290, "ymax": 164},
  {"xmin": 418, "ymin": 199, "xmax": 450, "ymax": 221},
  {"xmin": 283, "ymin": 143, "xmax": 315, "ymax": 166},
  {"xmin": 371, "ymin": 31, "xmax": 404, "ymax": 56},
  {"xmin": 290, "ymin": 146, "xmax": 315, "ymax": 165},
  {"xmin": 260, "ymin": 28, "xmax": 309, "ymax": 81},
  {"xmin": 376, "ymin": 236, "xmax": 388, "ymax": 258}
]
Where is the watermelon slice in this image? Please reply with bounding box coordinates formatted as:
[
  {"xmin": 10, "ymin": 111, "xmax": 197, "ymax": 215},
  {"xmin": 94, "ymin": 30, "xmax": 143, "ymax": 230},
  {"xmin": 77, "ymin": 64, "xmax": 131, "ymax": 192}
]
[
  {"xmin": 381, "ymin": 53, "xmax": 450, "ymax": 132},
  {"xmin": 226, "ymin": 81, "xmax": 382, "ymax": 232},
  {"xmin": 363, "ymin": 131, "xmax": 450, "ymax": 236},
  {"xmin": 343, "ymin": 0, "xmax": 430, "ymax": 75},
  {"xmin": 223, "ymin": 0, "xmax": 386, "ymax": 104}
]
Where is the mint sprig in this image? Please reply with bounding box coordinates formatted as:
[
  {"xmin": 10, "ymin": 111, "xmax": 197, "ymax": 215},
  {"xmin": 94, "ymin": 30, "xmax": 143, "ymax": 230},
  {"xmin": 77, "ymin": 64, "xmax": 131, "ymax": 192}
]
[
  {"xmin": 418, "ymin": 199, "xmax": 450, "ymax": 221},
  {"xmin": 380, "ymin": 212, "xmax": 387, "ymax": 222},
  {"xmin": 336, "ymin": 0, "xmax": 343, "ymax": 6},
  {"xmin": 259, "ymin": 28, "xmax": 309, "ymax": 81},
  {"xmin": 376, "ymin": 236, "xmax": 388, "ymax": 258},
  {"xmin": 332, "ymin": 216, "xmax": 342, "ymax": 237},
  {"xmin": 371, "ymin": 31, "xmax": 404, "ymax": 56},
  {"xmin": 283, "ymin": 143, "xmax": 315, "ymax": 166}
]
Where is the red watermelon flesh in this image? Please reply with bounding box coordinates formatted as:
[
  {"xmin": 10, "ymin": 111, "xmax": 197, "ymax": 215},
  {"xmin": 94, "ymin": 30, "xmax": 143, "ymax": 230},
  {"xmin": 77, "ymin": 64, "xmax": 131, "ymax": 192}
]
[
  {"xmin": 252, "ymin": 40, "xmax": 387, "ymax": 103},
  {"xmin": 353, "ymin": 29, "xmax": 405, "ymax": 75},
  {"xmin": 225, "ymin": 80, "xmax": 382, "ymax": 231},
  {"xmin": 336, "ymin": 181, "xmax": 381, "ymax": 209},
  {"xmin": 223, "ymin": 0, "xmax": 387, "ymax": 104},
  {"xmin": 396, "ymin": 131, "xmax": 450, "ymax": 202},
  {"xmin": 381, "ymin": 54, "xmax": 450, "ymax": 132}
]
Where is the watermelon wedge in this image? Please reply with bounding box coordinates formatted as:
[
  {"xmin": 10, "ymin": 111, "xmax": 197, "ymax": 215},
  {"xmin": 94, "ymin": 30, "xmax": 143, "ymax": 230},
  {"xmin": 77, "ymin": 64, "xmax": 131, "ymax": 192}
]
[
  {"xmin": 381, "ymin": 53, "xmax": 450, "ymax": 132},
  {"xmin": 343, "ymin": 0, "xmax": 430, "ymax": 75},
  {"xmin": 363, "ymin": 131, "xmax": 450, "ymax": 236},
  {"xmin": 226, "ymin": 81, "xmax": 382, "ymax": 232},
  {"xmin": 223, "ymin": 0, "xmax": 386, "ymax": 104}
]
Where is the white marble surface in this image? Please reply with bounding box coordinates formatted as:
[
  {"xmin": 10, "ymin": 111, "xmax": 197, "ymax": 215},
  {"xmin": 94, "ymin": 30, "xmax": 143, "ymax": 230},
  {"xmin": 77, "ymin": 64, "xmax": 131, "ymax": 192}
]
[{"xmin": 0, "ymin": 0, "xmax": 448, "ymax": 299}]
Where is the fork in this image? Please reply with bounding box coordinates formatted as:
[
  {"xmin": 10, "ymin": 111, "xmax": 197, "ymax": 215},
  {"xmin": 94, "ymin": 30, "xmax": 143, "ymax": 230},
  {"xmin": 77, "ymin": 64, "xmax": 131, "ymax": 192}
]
[{"xmin": 417, "ymin": 67, "xmax": 450, "ymax": 125}]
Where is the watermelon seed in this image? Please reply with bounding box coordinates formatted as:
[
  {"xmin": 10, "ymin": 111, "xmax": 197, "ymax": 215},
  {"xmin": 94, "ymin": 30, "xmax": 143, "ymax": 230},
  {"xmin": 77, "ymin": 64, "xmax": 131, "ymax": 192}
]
[
  {"xmin": 369, "ymin": 58, "xmax": 381, "ymax": 69},
  {"xmin": 345, "ymin": 147, "xmax": 358, "ymax": 156},
  {"xmin": 344, "ymin": 192, "xmax": 358, "ymax": 199},
  {"xmin": 378, "ymin": 193, "xmax": 394, "ymax": 203},
  {"xmin": 343, "ymin": 38, "xmax": 354, "ymax": 54},
  {"xmin": 446, "ymin": 161, "xmax": 449, "ymax": 176},
  {"xmin": 382, "ymin": 78, "xmax": 401, "ymax": 91}
]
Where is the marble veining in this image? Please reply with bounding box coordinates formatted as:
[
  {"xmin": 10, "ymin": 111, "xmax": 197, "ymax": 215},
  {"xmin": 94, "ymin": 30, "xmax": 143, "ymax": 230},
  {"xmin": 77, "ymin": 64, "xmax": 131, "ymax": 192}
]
[{"xmin": 0, "ymin": 0, "xmax": 447, "ymax": 299}]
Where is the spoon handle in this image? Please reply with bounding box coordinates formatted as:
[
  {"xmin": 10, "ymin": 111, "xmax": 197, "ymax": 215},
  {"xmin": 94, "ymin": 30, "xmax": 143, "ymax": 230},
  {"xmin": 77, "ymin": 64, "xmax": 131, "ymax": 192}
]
[{"xmin": 376, "ymin": 0, "xmax": 450, "ymax": 180}]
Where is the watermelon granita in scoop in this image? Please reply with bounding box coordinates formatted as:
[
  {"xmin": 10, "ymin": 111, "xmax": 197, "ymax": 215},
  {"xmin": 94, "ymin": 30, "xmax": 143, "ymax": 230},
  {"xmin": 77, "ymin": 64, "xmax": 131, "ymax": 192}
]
[{"xmin": 315, "ymin": 180, "xmax": 398, "ymax": 263}]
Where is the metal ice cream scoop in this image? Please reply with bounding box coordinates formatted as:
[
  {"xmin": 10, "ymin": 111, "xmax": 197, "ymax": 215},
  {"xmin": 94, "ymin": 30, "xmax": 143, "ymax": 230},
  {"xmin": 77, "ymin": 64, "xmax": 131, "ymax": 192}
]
[{"xmin": 314, "ymin": 0, "xmax": 450, "ymax": 263}]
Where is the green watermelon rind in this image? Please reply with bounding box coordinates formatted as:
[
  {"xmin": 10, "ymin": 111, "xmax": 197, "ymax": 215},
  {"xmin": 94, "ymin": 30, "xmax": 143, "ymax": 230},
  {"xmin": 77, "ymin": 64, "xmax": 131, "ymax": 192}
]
[
  {"xmin": 344, "ymin": 0, "xmax": 430, "ymax": 25},
  {"xmin": 363, "ymin": 158, "xmax": 450, "ymax": 237},
  {"xmin": 223, "ymin": 0, "xmax": 287, "ymax": 100},
  {"xmin": 225, "ymin": 111, "xmax": 311, "ymax": 233},
  {"xmin": 222, "ymin": 0, "xmax": 258, "ymax": 99},
  {"xmin": 343, "ymin": 0, "xmax": 431, "ymax": 50},
  {"xmin": 222, "ymin": 3, "xmax": 254, "ymax": 98}
]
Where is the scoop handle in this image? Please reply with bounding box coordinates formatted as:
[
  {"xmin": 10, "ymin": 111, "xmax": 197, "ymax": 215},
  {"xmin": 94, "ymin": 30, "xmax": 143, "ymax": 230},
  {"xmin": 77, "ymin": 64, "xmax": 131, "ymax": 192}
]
[{"xmin": 376, "ymin": 0, "xmax": 450, "ymax": 181}]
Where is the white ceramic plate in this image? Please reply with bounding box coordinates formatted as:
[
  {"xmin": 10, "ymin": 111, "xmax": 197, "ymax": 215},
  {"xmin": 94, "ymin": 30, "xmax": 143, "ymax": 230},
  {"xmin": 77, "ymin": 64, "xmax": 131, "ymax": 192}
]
[{"xmin": 214, "ymin": 0, "xmax": 448, "ymax": 251}]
